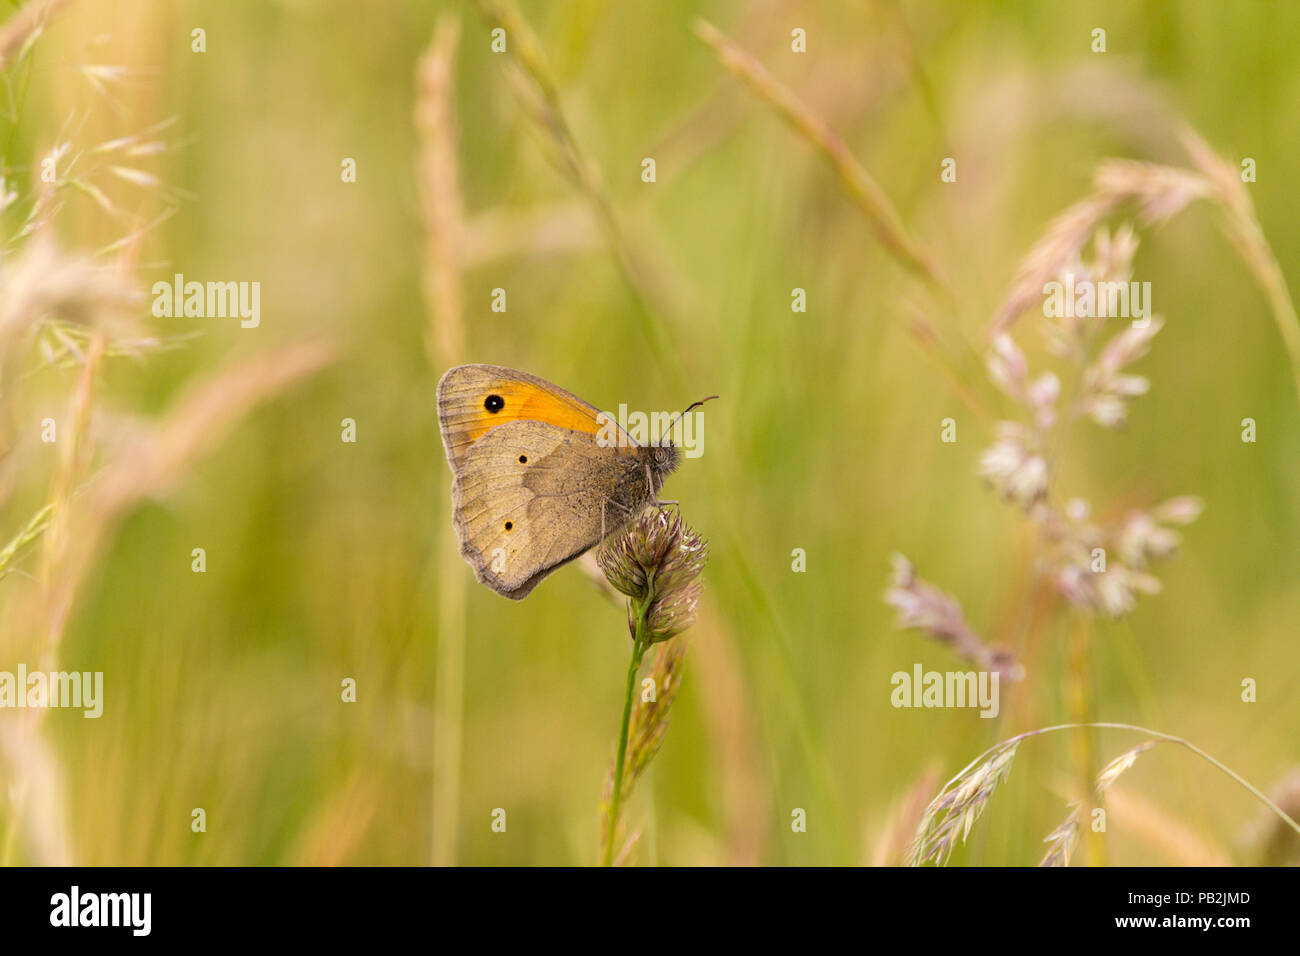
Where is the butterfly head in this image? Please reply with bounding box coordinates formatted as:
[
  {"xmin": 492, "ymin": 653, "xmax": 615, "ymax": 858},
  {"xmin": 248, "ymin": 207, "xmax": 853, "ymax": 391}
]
[
  {"xmin": 642, "ymin": 394, "xmax": 718, "ymax": 489},
  {"xmin": 647, "ymin": 441, "xmax": 679, "ymax": 483}
]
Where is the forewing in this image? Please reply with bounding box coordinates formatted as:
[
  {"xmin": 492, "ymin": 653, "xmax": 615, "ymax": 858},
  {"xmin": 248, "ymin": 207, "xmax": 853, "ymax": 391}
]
[{"xmin": 437, "ymin": 364, "xmax": 635, "ymax": 468}]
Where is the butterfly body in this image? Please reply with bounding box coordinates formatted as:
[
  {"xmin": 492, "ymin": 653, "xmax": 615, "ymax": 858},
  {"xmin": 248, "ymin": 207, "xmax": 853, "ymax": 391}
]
[{"xmin": 437, "ymin": 364, "xmax": 679, "ymax": 599}]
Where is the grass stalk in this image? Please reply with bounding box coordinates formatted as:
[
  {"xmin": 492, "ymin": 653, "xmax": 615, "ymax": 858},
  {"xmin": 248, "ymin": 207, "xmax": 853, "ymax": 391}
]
[
  {"xmin": 693, "ymin": 19, "xmax": 941, "ymax": 288},
  {"xmin": 602, "ymin": 600, "xmax": 650, "ymax": 867},
  {"xmin": 470, "ymin": 0, "xmax": 683, "ymax": 385},
  {"xmin": 1065, "ymin": 616, "xmax": 1104, "ymax": 865},
  {"xmin": 416, "ymin": 13, "xmax": 469, "ymax": 867},
  {"xmin": 692, "ymin": 18, "xmax": 993, "ymax": 421},
  {"xmin": 1179, "ymin": 129, "xmax": 1300, "ymax": 408}
]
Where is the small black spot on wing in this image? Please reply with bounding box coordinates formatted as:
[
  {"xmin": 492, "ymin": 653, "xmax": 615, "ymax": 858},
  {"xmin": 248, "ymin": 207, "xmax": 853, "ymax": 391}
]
[{"xmin": 484, "ymin": 394, "xmax": 504, "ymax": 413}]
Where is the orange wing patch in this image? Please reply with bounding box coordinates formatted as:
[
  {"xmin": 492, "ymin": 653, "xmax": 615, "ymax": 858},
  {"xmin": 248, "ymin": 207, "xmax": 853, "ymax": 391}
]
[
  {"xmin": 450, "ymin": 380, "xmax": 599, "ymax": 445},
  {"xmin": 437, "ymin": 365, "xmax": 635, "ymax": 466}
]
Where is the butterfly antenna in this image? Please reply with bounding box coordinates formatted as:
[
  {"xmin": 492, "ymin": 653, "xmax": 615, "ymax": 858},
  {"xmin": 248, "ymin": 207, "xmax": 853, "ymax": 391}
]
[{"xmin": 662, "ymin": 394, "xmax": 719, "ymax": 444}]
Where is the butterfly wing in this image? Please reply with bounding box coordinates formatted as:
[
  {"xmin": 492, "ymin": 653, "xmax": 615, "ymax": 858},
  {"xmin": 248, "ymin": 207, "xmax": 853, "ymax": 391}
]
[
  {"xmin": 448, "ymin": 419, "xmax": 648, "ymax": 598},
  {"xmin": 436, "ymin": 365, "xmax": 644, "ymax": 599}
]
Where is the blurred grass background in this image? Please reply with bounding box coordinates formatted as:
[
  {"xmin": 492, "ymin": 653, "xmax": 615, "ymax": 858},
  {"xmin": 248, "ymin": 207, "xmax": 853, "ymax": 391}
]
[{"xmin": 1, "ymin": 0, "xmax": 1298, "ymax": 865}]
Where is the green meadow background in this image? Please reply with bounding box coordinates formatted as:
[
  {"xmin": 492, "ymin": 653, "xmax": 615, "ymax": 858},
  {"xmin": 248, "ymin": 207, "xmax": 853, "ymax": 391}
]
[{"xmin": 2, "ymin": 0, "xmax": 1298, "ymax": 865}]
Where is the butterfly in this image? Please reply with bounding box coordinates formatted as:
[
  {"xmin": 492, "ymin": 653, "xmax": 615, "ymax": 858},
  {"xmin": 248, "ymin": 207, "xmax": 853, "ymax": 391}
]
[{"xmin": 436, "ymin": 364, "xmax": 712, "ymax": 599}]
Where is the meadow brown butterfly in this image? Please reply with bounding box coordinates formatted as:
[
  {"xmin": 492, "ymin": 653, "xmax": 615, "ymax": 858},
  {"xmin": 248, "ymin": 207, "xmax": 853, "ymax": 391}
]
[{"xmin": 436, "ymin": 364, "xmax": 713, "ymax": 599}]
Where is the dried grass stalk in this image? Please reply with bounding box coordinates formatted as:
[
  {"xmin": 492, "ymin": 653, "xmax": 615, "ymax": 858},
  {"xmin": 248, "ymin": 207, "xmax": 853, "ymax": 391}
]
[
  {"xmin": 0, "ymin": 0, "xmax": 69, "ymax": 68},
  {"xmin": 0, "ymin": 237, "xmax": 137, "ymax": 366},
  {"xmin": 415, "ymin": 13, "xmax": 465, "ymax": 366},
  {"xmin": 471, "ymin": 0, "xmax": 685, "ymax": 372},
  {"xmin": 415, "ymin": 15, "xmax": 470, "ymax": 868},
  {"xmin": 869, "ymin": 764, "xmax": 941, "ymax": 866},
  {"xmin": 1179, "ymin": 128, "xmax": 1300, "ymax": 405},
  {"xmin": 692, "ymin": 19, "xmax": 943, "ymax": 289}
]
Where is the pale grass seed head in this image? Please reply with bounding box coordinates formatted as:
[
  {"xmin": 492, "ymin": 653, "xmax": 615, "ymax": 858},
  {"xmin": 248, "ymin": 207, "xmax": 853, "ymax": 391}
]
[
  {"xmin": 597, "ymin": 508, "xmax": 708, "ymax": 643},
  {"xmin": 885, "ymin": 553, "xmax": 1022, "ymax": 680},
  {"xmin": 1038, "ymin": 805, "xmax": 1081, "ymax": 868},
  {"xmin": 1039, "ymin": 740, "xmax": 1160, "ymax": 867},
  {"xmin": 909, "ymin": 741, "xmax": 1019, "ymax": 866}
]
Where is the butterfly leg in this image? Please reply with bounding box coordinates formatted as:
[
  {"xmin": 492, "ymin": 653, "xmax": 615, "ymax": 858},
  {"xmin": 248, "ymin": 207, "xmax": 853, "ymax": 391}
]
[
  {"xmin": 645, "ymin": 463, "xmax": 679, "ymax": 509},
  {"xmin": 601, "ymin": 495, "xmax": 638, "ymax": 539}
]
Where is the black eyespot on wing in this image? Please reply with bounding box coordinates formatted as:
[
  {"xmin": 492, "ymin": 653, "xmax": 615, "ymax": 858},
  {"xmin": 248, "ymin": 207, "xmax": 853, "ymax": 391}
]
[
  {"xmin": 484, "ymin": 394, "xmax": 504, "ymax": 413},
  {"xmin": 504, "ymin": 521, "xmax": 513, "ymax": 531},
  {"xmin": 518, "ymin": 455, "xmax": 527, "ymax": 464}
]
